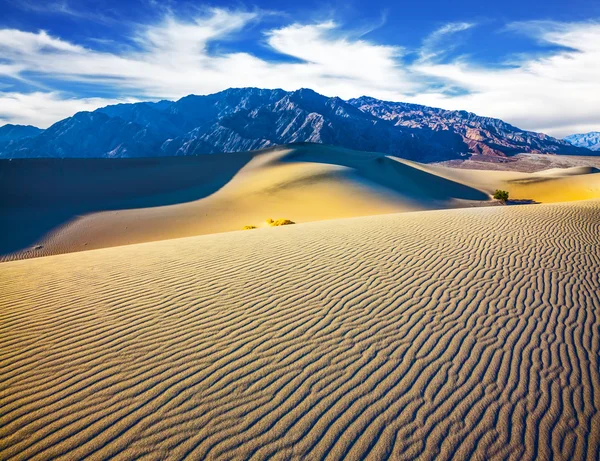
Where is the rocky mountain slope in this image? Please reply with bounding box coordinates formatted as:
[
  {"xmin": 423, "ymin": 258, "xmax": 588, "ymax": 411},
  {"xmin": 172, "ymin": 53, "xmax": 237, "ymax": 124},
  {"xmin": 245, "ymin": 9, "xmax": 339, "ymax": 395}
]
[
  {"xmin": 564, "ymin": 132, "xmax": 600, "ymax": 151},
  {"xmin": 0, "ymin": 88, "xmax": 592, "ymax": 161},
  {"xmin": 348, "ymin": 97, "xmax": 582, "ymax": 157}
]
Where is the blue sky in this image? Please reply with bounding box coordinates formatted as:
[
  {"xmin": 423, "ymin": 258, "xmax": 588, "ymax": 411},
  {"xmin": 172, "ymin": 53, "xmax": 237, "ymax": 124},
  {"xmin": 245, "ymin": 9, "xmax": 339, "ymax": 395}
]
[{"xmin": 0, "ymin": 0, "xmax": 599, "ymax": 136}]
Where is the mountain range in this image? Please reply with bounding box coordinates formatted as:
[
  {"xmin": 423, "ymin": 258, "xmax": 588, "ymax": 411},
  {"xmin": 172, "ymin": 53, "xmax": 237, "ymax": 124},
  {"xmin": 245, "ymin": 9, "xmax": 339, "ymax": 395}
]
[
  {"xmin": 564, "ymin": 132, "xmax": 600, "ymax": 151},
  {"xmin": 0, "ymin": 88, "xmax": 593, "ymax": 161}
]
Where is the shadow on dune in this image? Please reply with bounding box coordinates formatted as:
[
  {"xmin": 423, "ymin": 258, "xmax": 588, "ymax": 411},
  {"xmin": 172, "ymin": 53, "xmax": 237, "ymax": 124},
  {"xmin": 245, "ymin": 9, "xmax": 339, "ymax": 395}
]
[
  {"xmin": 0, "ymin": 143, "xmax": 493, "ymax": 258},
  {"xmin": 0, "ymin": 153, "xmax": 253, "ymax": 255},
  {"xmin": 279, "ymin": 144, "xmax": 490, "ymax": 202},
  {"xmin": 507, "ymin": 199, "xmax": 540, "ymax": 205},
  {"xmin": 371, "ymin": 156, "xmax": 489, "ymax": 201}
]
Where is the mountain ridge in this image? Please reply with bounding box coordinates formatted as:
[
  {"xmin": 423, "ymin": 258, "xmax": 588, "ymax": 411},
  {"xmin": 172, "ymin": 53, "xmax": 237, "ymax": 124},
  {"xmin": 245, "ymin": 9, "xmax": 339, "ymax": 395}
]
[
  {"xmin": 0, "ymin": 124, "xmax": 44, "ymax": 151},
  {"xmin": 0, "ymin": 88, "xmax": 593, "ymax": 161},
  {"xmin": 564, "ymin": 131, "xmax": 600, "ymax": 151}
]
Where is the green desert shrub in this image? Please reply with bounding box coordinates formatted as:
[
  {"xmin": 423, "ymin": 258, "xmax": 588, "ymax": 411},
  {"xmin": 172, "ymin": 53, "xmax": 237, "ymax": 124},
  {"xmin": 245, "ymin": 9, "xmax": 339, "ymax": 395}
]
[
  {"xmin": 242, "ymin": 225, "xmax": 257, "ymax": 230},
  {"xmin": 493, "ymin": 190, "xmax": 509, "ymax": 201},
  {"xmin": 267, "ymin": 218, "xmax": 295, "ymax": 226}
]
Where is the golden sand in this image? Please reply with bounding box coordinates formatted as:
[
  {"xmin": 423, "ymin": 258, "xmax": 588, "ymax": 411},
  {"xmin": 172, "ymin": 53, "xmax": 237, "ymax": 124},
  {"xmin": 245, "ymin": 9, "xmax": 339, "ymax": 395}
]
[{"xmin": 1, "ymin": 200, "xmax": 599, "ymax": 459}]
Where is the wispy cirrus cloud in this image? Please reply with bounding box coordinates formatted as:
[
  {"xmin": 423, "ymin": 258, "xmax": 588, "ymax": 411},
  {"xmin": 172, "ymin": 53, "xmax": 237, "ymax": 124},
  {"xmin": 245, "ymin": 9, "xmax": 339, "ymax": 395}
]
[
  {"xmin": 418, "ymin": 22, "xmax": 475, "ymax": 62},
  {"xmin": 0, "ymin": 9, "xmax": 598, "ymax": 137}
]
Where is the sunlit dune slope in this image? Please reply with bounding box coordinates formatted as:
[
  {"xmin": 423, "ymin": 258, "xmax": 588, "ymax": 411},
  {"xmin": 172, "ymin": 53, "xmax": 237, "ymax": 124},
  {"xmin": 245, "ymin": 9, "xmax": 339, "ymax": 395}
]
[
  {"xmin": 1, "ymin": 143, "xmax": 599, "ymax": 260},
  {"xmin": 1, "ymin": 200, "xmax": 599, "ymax": 459},
  {"xmin": 405, "ymin": 162, "xmax": 600, "ymax": 203}
]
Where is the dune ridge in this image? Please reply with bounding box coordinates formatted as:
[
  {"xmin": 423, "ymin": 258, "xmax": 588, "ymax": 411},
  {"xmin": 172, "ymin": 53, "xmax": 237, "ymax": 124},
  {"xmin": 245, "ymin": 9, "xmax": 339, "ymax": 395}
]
[
  {"xmin": 1, "ymin": 200, "xmax": 599, "ymax": 460},
  {"xmin": 2, "ymin": 144, "xmax": 600, "ymax": 261}
]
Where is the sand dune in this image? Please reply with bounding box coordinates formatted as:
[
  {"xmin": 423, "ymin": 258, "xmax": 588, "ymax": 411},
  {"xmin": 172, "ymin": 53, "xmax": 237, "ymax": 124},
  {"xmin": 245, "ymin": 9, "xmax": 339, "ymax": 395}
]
[
  {"xmin": 437, "ymin": 153, "xmax": 600, "ymax": 173},
  {"xmin": 533, "ymin": 166, "xmax": 598, "ymax": 177},
  {"xmin": 2, "ymin": 144, "xmax": 600, "ymax": 260},
  {"xmin": 1, "ymin": 200, "xmax": 599, "ymax": 459},
  {"xmin": 414, "ymin": 161, "xmax": 600, "ymax": 203}
]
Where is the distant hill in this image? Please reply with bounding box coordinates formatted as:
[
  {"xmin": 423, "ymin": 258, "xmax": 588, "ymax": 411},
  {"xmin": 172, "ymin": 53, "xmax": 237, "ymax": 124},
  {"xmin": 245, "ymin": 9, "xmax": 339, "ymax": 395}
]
[
  {"xmin": 564, "ymin": 132, "xmax": 600, "ymax": 151},
  {"xmin": 0, "ymin": 88, "xmax": 592, "ymax": 161},
  {"xmin": 0, "ymin": 124, "xmax": 43, "ymax": 150}
]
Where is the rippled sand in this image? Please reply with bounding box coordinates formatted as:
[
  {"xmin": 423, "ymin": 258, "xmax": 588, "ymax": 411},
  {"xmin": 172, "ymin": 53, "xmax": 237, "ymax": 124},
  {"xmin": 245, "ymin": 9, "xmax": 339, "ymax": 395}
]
[{"xmin": 1, "ymin": 200, "xmax": 599, "ymax": 460}]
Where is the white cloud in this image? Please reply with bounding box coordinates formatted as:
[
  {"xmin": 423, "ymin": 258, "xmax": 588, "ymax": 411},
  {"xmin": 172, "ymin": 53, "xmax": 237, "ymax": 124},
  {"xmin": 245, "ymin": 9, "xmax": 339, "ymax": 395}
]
[
  {"xmin": 411, "ymin": 21, "xmax": 600, "ymax": 137},
  {"xmin": 0, "ymin": 11, "xmax": 598, "ymax": 136},
  {"xmin": 0, "ymin": 29, "xmax": 84, "ymax": 54},
  {"xmin": 265, "ymin": 21, "xmax": 412, "ymax": 94},
  {"xmin": 0, "ymin": 10, "xmax": 419, "ymax": 127},
  {"xmin": 0, "ymin": 92, "xmax": 136, "ymax": 127},
  {"xmin": 0, "ymin": 9, "xmax": 263, "ymax": 98}
]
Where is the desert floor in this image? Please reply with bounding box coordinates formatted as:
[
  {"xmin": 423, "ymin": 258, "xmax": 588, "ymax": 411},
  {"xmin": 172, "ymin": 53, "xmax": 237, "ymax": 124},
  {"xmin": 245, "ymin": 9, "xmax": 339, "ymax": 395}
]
[
  {"xmin": 1, "ymin": 199, "xmax": 599, "ymax": 460},
  {"xmin": 1, "ymin": 144, "xmax": 599, "ymax": 260},
  {"xmin": 436, "ymin": 152, "xmax": 600, "ymax": 172}
]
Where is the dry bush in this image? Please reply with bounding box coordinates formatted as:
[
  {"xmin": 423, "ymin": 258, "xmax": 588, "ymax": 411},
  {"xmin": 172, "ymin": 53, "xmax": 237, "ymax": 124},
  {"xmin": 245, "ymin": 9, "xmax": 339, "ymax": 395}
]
[{"xmin": 267, "ymin": 218, "xmax": 295, "ymax": 226}]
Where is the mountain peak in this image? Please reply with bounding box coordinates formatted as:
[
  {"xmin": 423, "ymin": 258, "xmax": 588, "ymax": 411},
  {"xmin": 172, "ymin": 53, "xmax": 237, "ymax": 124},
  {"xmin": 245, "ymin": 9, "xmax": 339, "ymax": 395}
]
[
  {"xmin": 0, "ymin": 88, "xmax": 594, "ymax": 159},
  {"xmin": 292, "ymin": 88, "xmax": 319, "ymax": 95},
  {"xmin": 1, "ymin": 123, "xmax": 39, "ymax": 129},
  {"xmin": 0, "ymin": 124, "xmax": 44, "ymax": 144},
  {"xmin": 564, "ymin": 131, "xmax": 600, "ymax": 151}
]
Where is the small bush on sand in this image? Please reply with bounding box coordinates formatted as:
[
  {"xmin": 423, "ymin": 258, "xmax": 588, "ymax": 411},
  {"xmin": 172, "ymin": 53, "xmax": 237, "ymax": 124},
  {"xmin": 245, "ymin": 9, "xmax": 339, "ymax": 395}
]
[
  {"xmin": 493, "ymin": 190, "xmax": 509, "ymax": 202},
  {"xmin": 267, "ymin": 218, "xmax": 295, "ymax": 226},
  {"xmin": 242, "ymin": 225, "xmax": 257, "ymax": 230}
]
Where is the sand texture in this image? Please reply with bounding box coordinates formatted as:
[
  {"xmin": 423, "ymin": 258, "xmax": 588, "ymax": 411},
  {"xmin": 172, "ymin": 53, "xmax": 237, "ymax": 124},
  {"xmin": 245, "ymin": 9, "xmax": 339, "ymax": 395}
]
[
  {"xmin": 2, "ymin": 144, "xmax": 599, "ymax": 261},
  {"xmin": 1, "ymin": 200, "xmax": 599, "ymax": 460}
]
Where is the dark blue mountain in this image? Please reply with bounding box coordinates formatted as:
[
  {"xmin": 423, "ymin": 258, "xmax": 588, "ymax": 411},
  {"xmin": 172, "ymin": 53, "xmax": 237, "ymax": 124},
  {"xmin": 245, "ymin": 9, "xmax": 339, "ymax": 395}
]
[
  {"xmin": 0, "ymin": 124, "xmax": 44, "ymax": 150},
  {"xmin": 1, "ymin": 88, "xmax": 592, "ymax": 160},
  {"xmin": 4, "ymin": 112, "xmax": 164, "ymax": 158}
]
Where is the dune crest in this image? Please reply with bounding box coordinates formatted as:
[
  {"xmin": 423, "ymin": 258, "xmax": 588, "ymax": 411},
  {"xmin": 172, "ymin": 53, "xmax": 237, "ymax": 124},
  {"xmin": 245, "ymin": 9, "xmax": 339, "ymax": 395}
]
[
  {"xmin": 1, "ymin": 200, "xmax": 599, "ymax": 459},
  {"xmin": 1, "ymin": 144, "xmax": 600, "ymax": 260}
]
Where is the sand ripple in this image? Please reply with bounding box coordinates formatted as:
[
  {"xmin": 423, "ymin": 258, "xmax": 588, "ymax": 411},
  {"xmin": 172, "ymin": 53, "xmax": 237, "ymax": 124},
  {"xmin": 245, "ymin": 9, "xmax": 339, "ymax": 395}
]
[{"xmin": 1, "ymin": 201, "xmax": 599, "ymax": 460}]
